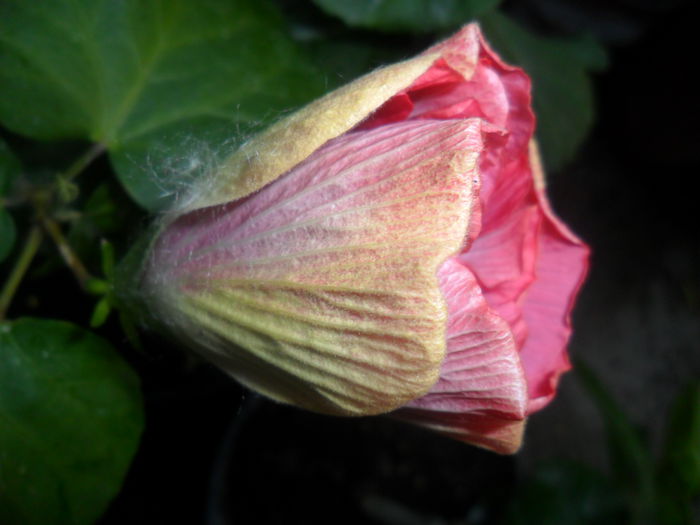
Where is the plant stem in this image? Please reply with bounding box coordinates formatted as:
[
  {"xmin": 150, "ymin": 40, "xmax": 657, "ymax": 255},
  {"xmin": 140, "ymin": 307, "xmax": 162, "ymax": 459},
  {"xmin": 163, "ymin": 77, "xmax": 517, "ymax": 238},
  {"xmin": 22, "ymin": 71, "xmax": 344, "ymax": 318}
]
[
  {"xmin": 0, "ymin": 144, "xmax": 107, "ymax": 321},
  {"xmin": 63, "ymin": 142, "xmax": 106, "ymax": 181},
  {"xmin": 0, "ymin": 226, "xmax": 43, "ymax": 320},
  {"xmin": 39, "ymin": 143, "xmax": 106, "ymax": 289},
  {"xmin": 41, "ymin": 216, "xmax": 92, "ymax": 290}
]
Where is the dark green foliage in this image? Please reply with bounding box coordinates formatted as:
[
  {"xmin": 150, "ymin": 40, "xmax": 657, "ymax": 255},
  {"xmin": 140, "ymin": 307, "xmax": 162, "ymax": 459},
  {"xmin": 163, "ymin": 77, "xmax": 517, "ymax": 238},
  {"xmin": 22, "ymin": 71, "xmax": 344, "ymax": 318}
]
[
  {"xmin": 0, "ymin": 318, "xmax": 144, "ymax": 525},
  {"xmin": 313, "ymin": 0, "xmax": 501, "ymax": 32}
]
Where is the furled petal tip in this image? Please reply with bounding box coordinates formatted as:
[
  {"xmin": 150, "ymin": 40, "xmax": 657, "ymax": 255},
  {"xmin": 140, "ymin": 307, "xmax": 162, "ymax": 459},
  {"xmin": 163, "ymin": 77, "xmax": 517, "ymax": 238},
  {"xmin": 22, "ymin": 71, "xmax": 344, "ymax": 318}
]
[{"xmin": 138, "ymin": 23, "xmax": 589, "ymax": 454}]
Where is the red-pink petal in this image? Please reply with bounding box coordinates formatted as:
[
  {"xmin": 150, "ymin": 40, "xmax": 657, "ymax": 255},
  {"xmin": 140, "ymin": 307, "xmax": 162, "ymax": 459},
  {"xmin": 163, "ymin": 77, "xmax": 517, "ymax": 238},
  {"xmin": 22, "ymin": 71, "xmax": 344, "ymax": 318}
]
[
  {"xmin": 371, "ymin": 25, "xmax": 588, "ymax": 438},
  {"xmin": 460, "ymin": 202, "xmax": 541, "ymax": 349},
  {"xmin": 520, "ymin": 191, "xmax": 590, "ymax": 413},
  {"xmin": 397, "ymin": 409, "xmax": 526, "ymax": 455},
  {"xmin": 396, "ymin": 257, "xmax": 528, "ymax": 453}
]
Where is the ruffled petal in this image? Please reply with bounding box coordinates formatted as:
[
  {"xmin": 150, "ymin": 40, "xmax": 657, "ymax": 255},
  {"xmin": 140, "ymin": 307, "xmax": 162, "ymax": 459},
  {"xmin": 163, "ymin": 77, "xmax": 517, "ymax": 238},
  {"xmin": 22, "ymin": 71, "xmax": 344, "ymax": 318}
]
[
  {"xmin": 396, "ymin": 257, "xmax": 528, "ymax": 454},
  {"xmin": 520, "ymin": 142, "xmax": 590, "ymax": 413},
  {"xmin": 459, "ymin": 202, "xmax": 541, "ymax": 349}
]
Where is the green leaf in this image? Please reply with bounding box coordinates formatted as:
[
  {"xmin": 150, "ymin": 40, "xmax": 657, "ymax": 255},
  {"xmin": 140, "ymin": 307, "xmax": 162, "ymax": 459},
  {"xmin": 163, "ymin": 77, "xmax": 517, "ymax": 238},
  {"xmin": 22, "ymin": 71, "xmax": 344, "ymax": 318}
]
[
  {"xmin": 67, "ymin": 182, "xmax": 123, "ymax": 243},
  {"xmin": 100, "ymin": 239, "xmax": 115, "ymax": 281},
  {"xmin": 663, "ymin": 382, "xmax": 700, "ymax": 494},
  {"xmin": 0, "ymin": 0, "xmax": 325, "ymax": 210},
  {"xmin": 575, "ymin": 360, "xmax": 656, "ymax": 522},
  {"xmin": 0, "ymin": 209, "xmax": 15, "ymax": 263},
  {"xmin": 656, "ymin": 382, "xmax": 700, "ymax": 525},
  {"xmin": 502, "ymin": 462, "xmax": 624, "ymax": 525},
  {"xmin": 64, "ymin": 182, "xmax": 126, "ymax": 275},
  {"xmin": 0, "ymin": 318, "xmax": 144, "ymax": 525},
  {"xmin": 90, "ymin": 297, "xmax": 112, "ymax": 328},
  {"xmin": 479, "ymin": 12, "xmax": 607, "ymax": 171},
  {"xmin": 313, "ymin": 0, "xmax": 501, "ymax": 32}
]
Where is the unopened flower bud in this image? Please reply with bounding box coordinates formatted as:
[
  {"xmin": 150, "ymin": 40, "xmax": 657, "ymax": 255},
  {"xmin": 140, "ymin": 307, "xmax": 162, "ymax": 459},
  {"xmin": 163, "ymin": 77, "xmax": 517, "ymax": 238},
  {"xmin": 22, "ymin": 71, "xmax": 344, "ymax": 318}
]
[{"xmin": 132, "ymin": 24, "xmax": 589, "ymax": 454}]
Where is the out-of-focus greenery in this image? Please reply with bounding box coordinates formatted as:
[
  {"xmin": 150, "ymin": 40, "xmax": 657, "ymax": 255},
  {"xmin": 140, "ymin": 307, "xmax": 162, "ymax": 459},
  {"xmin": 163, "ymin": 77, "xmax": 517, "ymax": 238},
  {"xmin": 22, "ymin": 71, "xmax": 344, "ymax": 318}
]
[
  {"xmin": 656, "ymin": 383, "xmax": 700, "ymax": 524},
  {"xmin": 0, "ymin": 319, "xmax": 143, "ymax": 525},
  {"xmin": 499, "ymin": 365, "xmax": 700, "ymax": 525},
  {"xmin": 502, "ymin": 462, "xmax": 624, "ymax": 525},
  {"xmin": 312, "ymin": 0, "xmax": 502, "ymax": 32}
]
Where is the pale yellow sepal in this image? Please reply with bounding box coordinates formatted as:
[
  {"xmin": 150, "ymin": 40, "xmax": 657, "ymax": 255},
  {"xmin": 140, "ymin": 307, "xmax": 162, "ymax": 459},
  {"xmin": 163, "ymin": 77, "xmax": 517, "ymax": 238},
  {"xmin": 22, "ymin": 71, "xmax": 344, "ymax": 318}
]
[{"xmin": 183, "ymin": 53, "xmax": 440, "ymax": 211}]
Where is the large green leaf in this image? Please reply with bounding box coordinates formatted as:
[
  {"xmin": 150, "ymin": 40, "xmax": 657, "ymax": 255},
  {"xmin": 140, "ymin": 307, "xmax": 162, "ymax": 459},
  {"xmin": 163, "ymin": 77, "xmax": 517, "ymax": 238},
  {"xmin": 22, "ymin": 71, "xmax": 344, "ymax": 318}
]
[
  {"xmin": 313, "ymin": 0, "xmax": 501, "ymax": 32},
  {"xmin": 0, "ymin": 0, "xmax": 325, "ymax": 210},
  {"xmin": 0, "ymin": 318, "xmax": 144, "ymax": 525},
  {"xmin": 479, "ymin": 12, "xmax": 607, "ymax": 171},
  {"xmin": 0, "ymin": 139, "xmax": 21, "ymax": 262}
]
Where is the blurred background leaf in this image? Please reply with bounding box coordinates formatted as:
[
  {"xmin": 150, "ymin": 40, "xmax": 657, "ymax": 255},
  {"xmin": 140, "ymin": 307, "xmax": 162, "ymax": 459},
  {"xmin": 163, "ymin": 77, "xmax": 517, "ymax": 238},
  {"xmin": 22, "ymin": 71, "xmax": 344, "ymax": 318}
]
[
  {"xmin": 312, "ymin": 0, "xmax": 501, "ymax": 32},
  {"xmin": 576, "ymin": 359, "xmax": 657, "ymax": 523},
  {"xmin": 0, "ymin": 318, "xmax": 144, "ymax": 525},
  {"xmin": 661, "ymin": 382, "xmax": 700, "ymax": 493},
  {"xmin": 0, "ymin": 0, "xmax": 326, "ymax": 210},
  {"xmin": 501, "ymin": 462, "xmax": 624, "ymax": 525},
  {"xmin": 656, "ymin": 382, "xmax": 700, "ymax": 525},
  {"xmin": 479, "ymin": 11, "xmax": 607, "ymax": 172},
  {"xmin": 280, "ymin": 3, "xmax": 421, "ymax": 89}
]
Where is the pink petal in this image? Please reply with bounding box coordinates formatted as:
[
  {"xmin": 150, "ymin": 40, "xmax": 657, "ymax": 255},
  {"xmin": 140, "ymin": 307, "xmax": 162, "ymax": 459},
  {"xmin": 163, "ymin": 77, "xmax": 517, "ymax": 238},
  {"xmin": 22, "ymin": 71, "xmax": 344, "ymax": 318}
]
[
  {"xmin": 358, "ymin": 93, "xmax": 413, "ymax": 130},
  {"xmin": 396, "ymin": 257, "xmax": 528, "ymax": 454},
  {"xmin": 361, "ymin": 24, "xmax": 534, "ymax": 169},
  {"xmin": 363, "ymin": 25, "xmax": 589, "ymax": 431},
  {"xmin": 520, "ymin": 191, "xmax": 590, "ymax": 413},
  {"xmin": 460, "ymin": 203, "xmax": 541, "ymax": 350},
  {"xmin": 396, "ymin": 409, "xmax": 526, "ymax": 455}
]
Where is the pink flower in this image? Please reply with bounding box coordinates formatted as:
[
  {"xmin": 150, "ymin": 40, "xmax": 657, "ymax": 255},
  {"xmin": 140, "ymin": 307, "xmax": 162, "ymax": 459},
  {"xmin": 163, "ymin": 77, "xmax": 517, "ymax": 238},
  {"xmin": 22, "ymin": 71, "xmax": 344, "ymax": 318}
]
[{"xmin": 140, "ymin": 24, "xmax": 588, "ymax": 454}]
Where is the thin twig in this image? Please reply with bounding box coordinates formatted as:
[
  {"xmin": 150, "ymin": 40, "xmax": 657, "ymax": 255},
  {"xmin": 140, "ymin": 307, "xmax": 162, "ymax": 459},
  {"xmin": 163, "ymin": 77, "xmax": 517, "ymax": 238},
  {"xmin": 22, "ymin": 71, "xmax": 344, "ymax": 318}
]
[
  {"xmin": 38, "ymin": 142, "xmax": 106, "ymax": 289},
  {"xmin": 0, "ymin": 226, "xmax": 43, "ymax": 319},
  {"xmin": 62, "ymin": 142, "xmax": 106, "ymax": 181},
  {"xmin": 0, "ymin": 144, "xmax": 107, "ymax": 320},
  {"xmin": 41, "ymin": 216, "xmax": 92, "ymax": 290}
]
